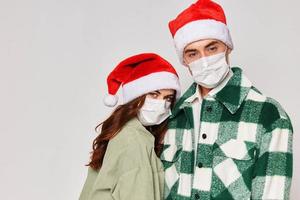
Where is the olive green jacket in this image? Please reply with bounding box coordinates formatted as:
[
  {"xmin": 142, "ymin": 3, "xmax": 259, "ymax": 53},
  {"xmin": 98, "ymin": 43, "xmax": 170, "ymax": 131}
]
[{"xmin": 79, "ymin": 118, "xmax": 164, "ymax": 200}]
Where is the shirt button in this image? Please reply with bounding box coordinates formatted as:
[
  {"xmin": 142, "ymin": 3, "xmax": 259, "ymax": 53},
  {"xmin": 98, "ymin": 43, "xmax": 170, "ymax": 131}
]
[
  {"xmin": 195, "ymin": 193, "xmax": 200, "ymax": 199},
  {"xmin": 197, "ymin": 162, "xmax": 203, "ymax": 168},
  {"xmin": 202, "ymin": 133, "xmax": 207, "ymax": 139},
  {"xmin": 206, "ymin": 106, "xmax": 213, "ymax": 112}
]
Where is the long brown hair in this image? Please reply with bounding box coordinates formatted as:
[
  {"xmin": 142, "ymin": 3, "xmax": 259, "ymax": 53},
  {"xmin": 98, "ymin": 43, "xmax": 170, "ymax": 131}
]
[{"xmin": 87, "ymin": 94, "xmax": 174, "ymax": 170}]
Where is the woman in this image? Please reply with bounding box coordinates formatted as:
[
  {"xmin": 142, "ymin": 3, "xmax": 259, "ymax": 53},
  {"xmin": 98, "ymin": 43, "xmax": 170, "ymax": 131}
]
[{"xmin": 79, "ymin": 53, "xmax": 181, "ymax": 200}]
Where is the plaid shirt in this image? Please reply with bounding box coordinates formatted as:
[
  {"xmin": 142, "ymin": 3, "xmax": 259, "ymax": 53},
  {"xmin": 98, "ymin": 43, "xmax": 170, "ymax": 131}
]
[{"xmin": 161, "ymin": 67, "xmax": 293, "ymax": 200}]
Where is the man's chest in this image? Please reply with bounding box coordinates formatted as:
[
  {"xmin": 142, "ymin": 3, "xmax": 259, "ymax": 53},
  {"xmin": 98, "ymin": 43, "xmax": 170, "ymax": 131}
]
[{"xmin": 161, "ymin": 99, "xmax": 260, "ymax": 199}]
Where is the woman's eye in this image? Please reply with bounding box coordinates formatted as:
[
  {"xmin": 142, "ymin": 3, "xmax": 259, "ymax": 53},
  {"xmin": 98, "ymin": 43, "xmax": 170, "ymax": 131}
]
[{"xmin": 165, "ymin": 97, "xmax": 173, "ymax": 102}]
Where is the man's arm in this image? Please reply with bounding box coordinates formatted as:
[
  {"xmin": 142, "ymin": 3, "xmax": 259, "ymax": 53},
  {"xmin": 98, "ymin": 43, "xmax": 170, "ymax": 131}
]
[{"xmin": 251, "ymin": 117, "xmax": 293, "ymax": 200}]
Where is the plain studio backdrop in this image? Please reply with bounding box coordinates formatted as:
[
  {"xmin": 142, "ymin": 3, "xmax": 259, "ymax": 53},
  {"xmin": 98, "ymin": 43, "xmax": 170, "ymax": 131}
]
[{"xmin": 0, "ymin": 0, "xmax": 299, "ymax": 199}]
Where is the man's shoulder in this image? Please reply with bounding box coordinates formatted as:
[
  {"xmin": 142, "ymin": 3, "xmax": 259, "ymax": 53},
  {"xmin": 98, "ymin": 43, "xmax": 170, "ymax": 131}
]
[{"xmin": 246, "ymin": 86, "xmax": 292, "ymax": 130}]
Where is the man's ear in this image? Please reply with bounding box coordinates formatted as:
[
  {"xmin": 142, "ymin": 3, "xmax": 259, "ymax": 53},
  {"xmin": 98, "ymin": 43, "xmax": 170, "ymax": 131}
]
[
  {"xmin": 225, "ymin": 51, "xmax": 231, "ymax": 65},
  {"xmin": 225, "ymin": 47, "xmax": 232, "ymax": 64},
  {"xmin": 227, "ymin": 48, "xmax": 232, "ymax": 54}
]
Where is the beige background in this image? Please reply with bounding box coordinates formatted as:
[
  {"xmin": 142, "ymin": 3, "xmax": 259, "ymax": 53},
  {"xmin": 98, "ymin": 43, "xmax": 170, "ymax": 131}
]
[{"xmin": 0, "ymin": 0, "xmax": 299, "ymax": 199}]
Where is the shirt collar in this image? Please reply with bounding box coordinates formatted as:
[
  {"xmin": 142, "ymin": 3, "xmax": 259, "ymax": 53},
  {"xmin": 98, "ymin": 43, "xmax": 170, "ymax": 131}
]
[
  {"xmin": 170, "ymin": 67, "xmax": 252, "ymax": 118},
  {"xmin": 183, "ymin": 68, "xmax": 233, "ymax": 104},
  {"xmin": 184, "ymin": 84, "xmax": 202, "ymax": 104}
]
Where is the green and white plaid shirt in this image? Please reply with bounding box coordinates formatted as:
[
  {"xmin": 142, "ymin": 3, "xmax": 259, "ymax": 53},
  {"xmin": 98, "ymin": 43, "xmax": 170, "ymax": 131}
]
[{"xmin": 161, "ymin": 67, "xmax": 293, "ymax": 200}]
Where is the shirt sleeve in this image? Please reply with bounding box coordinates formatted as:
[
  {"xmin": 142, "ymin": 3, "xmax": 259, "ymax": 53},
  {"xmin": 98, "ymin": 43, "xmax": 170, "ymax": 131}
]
[
  {"xmin": 251, "ymin": 117, "xmax": 293, "ymax": 200},
  {"xmin": 79, "ymin": 167, "xmax": 99, "ymax": 200}
]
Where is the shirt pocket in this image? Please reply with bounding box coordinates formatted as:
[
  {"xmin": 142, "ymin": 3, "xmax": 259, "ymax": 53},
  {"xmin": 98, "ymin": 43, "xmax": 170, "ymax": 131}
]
[
  {"xmin": 213, "ymin": 138, "xmax": 256, "ymax": 160},
  {"xmin": 211, "ymin": 139, "xmax": 256, "ymax": 200}
]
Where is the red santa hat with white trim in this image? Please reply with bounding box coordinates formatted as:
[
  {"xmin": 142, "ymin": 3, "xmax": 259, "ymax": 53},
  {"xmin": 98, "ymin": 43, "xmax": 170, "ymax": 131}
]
[
  {"xmin": 169, "ymin": 0, "xmax": 233, "ymax": 64},
  {"xmin": 103, "ymin": 53, "xmax": 181, "ymax": 107}
]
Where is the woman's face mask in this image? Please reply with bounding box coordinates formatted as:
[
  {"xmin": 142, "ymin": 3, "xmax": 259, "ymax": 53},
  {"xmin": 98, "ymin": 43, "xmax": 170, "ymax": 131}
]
[{"xmin": 137, "ymin": 97, "xmax": 171, "ymax": 126}]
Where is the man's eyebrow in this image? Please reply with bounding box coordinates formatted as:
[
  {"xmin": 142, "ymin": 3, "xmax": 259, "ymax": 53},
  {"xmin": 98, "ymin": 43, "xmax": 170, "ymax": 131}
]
[
  {"xmin": 205, "ymin": 41, "xmax": 219, "ymax": 48},
  {"xmin": 184, "ymin": 49, "xmax": 197, "ymax": 54}
]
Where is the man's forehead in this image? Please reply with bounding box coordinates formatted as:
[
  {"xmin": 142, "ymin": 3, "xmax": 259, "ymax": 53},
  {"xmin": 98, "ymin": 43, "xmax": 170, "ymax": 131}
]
[{"xmin": 185, "ymin": 39, "xmax": 222, "ymax": 50}]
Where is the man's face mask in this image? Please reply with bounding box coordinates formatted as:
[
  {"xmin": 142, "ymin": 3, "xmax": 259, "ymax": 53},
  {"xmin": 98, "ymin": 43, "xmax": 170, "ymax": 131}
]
[{"xmin": 188, "ymin": 51, "xmax": 229, "ymax": 88}]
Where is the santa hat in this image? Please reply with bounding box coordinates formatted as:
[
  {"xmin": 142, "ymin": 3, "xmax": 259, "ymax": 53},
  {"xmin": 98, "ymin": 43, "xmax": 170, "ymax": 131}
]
[
  {"xmin": 169, "ymin": 0, "xmax": 233, "ymax": 64},
  {"xmin": 103, "ymin": 53, "xmax": 181, "ymax": 107}
]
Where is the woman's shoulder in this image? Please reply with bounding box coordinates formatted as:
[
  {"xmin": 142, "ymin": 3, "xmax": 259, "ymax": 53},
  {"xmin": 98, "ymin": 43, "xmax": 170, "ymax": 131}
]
[
  {"xmin": 104, "ymin": 118, "xmax": 155, "ymax": 166},
  {"xmin": 110, "ymin": 118, "xmax": 154, "ymax": 148}
]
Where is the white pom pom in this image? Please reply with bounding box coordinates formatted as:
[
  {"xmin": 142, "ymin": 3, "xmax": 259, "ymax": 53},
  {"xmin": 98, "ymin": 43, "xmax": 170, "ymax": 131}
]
[{"xmin": 103, "ymin": 94, "xmax": 118, "ymax": 107}]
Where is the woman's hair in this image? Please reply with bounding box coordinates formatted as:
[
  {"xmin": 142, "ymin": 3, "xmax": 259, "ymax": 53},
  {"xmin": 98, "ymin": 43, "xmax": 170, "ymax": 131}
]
[{"xmin": 87, "ymin": 93, "xmax": 175, "ymax": 170}]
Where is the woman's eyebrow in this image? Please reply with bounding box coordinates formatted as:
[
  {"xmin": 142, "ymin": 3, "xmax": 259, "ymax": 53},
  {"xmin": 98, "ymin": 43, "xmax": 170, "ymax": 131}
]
[
  {"xmin": 152, "ymin": 90, "xmax": 161, "ymax": 94},
  {"xmin": 164, "ymin": 94, "xmax": 175, "ymax": 98}
]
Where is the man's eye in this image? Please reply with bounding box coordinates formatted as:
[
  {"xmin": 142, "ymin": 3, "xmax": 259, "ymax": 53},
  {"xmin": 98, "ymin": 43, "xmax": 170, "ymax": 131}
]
[
  {"xmin": 188, "ymin": 52, "xmax": 196, "ymax": 58},
  {"xmin": 208, "ymin": 46, "xmax": 217, "ymax": 52}
]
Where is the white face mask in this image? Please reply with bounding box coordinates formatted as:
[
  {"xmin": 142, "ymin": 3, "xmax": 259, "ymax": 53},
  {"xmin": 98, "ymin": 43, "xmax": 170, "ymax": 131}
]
[
  {"xmin": 188, "ymin": 51, "xmax": 230, "ymax": 88},
  {"xmin": 137, "ymin": 97, "xmax": 171, "ymax": 126}
]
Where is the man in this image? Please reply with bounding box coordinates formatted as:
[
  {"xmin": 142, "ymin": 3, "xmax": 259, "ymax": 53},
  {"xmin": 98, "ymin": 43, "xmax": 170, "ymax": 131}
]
[{"xmin": 160, "ymin": 0, "xmax": 293, "ymax": 199}]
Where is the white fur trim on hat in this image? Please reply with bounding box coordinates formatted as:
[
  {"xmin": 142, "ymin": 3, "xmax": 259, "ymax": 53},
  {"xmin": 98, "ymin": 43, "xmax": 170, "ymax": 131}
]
[
  {"xmin": 173, "ymin": 19, "xmax": 233, "ymax": 64},
  {"xmin": 122, "ymin": 72, "xmax": 181, "ymax": 104}
]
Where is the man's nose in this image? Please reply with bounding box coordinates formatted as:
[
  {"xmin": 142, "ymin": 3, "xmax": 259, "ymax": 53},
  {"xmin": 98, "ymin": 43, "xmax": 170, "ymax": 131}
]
[{"xmin": 199, "ymin": 50, "xmax": 208, "ymax": 58}]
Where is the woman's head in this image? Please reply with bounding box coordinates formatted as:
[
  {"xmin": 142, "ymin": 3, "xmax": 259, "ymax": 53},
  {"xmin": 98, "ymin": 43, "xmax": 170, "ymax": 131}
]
[
  {"xmin": 87, "ymin": 53, "xmax": 180, "ymax": 170},
  {"xmin": 88, "ymin": 89, "xmax": 176, "ymax": 170}
]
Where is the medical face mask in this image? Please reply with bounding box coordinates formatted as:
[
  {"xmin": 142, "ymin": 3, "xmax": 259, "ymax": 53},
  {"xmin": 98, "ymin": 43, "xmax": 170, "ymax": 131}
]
[
  {"xmin": 137, "ymin": 97, "xmax": 171, "ymax": 126},
  {"xmin": 188, "ymin": 51, "xmax": 230, "ymax": 88}
]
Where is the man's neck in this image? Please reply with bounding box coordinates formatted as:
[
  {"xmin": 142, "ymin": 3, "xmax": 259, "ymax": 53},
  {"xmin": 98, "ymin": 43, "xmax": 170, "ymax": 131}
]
[{"xmin": 198, "ymin": 85, "xmax": 212, "ymax": 98}]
